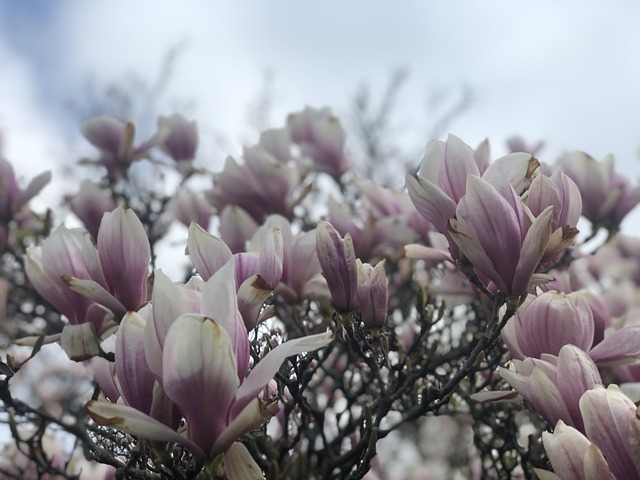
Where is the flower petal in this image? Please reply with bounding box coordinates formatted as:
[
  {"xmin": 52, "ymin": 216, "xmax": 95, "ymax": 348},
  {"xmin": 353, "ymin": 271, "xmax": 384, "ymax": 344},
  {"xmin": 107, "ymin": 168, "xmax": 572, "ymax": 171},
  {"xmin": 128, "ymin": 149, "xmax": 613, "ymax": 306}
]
[
  {"xmin": 223, "ymin": 442, "xmax": 264, "ymax": 480},
  {"xmin": 86, "ymin": 400, "xmax": 205, "ymax": 461},
  {"xmin": 98, "ymin": 207, "xmax": 150, "ymax": 310},
  {"xmin": 162, "ymin": 314, "xmax": 240, "ymax": 455},
  {"xmin": 231, "ymin": 331, "xmax": 333, "ymax": 418},
  {"xmin": 186, "ymin": 223, "xmax": 232, "ymax": 281}
]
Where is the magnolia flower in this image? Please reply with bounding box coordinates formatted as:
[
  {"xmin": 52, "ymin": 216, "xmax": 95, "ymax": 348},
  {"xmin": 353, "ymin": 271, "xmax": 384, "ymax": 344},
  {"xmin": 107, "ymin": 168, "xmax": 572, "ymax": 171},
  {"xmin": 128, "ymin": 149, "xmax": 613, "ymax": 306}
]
[
  {"xmin": 356, "ymin": 259, "xmax": 388, "ymax": 329},
  {"xmin": 526, "ymin": 171, "xmax": 581, "ymax": 263},
  {"xmin": 316, "ymin": 221, "xmax": 358, "ymax": 313},
  {"xmin": 258, "ymin": 127, "xmax": 292, "ymax": 163},
  {"xmin": 208, "ymin": 146, "xmax": 302, "ymax": 223},
  {"xmin": 502, "ymin": 291, "xmax": 594, "ymax": 359},
  {"xmin": 155, "ymin": 113, "xmax": 198, "ymax": 164},
  {"xmin": 448, "ymin": 174, "xmax": 553, "ymax": 295},
  {"xmin": 248, "ymin": 215, "xmax": 324, "ymax": 304},
  {"xmin": 537, "ymin": 421, "xmax": 614, "ymax": 480},
  {"xmin": 287, "ymin": 106, "xmax": 351, "ymax": 179},
  {"xmin": 81, "ymin": 115, "xmax": 154, "ymax": 181},
  {"xmin": 327, "ymin": 180, "xmax": 425, "ymax": 262},
  {"xmin": 406, "ymin": 135, "xmax": 482, "ymax": 244},
  {"xmin": 186, "ymin": 222, "xmax": 284, "ymax": 329},
  {"xmin": 499, "ymin": 345, "xmax": 602, "ymax": 432},
  {"xmin": 69, "ymin": 180, "xmax": 117, "ymax": 239},
  {"xmin": 0, "ymin": 156, "xmax": 50, "ymax": 222},
  {"xmin": 170, "ymin": 188, "xmax": 213, "ymax": 230},
  {"xmin": 558, "ymin": 151, "xmax": 640, "ymax": 231},
  {"xmin": 579, "ymin": 385, "xmax": 640, "ymax": 479},
  {"xmin": 219, "ymin": 205, "xmax": 259, "ymax": 254},
  {"xmin": 87, "ymin": 259, "xmax": 333, "ymax": 475},
  {"xmin": 25, "ymin": 207, "xmax": 151, "ymax": 359},
  {"xmin": 406, "ymin": 135, "xmax": 540, "ymax": 263}
]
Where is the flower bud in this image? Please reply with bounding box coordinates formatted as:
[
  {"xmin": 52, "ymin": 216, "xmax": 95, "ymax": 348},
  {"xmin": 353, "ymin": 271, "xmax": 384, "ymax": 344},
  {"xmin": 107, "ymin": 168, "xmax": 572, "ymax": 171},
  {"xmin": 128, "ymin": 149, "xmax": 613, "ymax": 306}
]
[
  {"xmin": 357, "ymin": 259, "xmax": 388, "ymax": 329},
  {"xmin": 316, "ymin": 221, "xmax": 358, "ymax": 313}
]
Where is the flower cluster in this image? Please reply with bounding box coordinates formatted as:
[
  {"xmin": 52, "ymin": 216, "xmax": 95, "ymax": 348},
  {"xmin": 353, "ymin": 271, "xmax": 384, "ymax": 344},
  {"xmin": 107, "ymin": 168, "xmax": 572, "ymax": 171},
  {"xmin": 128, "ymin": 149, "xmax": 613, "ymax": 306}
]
[{"xmin": 2, "ymin": 107, "xmax": 640, "ymax": 480}]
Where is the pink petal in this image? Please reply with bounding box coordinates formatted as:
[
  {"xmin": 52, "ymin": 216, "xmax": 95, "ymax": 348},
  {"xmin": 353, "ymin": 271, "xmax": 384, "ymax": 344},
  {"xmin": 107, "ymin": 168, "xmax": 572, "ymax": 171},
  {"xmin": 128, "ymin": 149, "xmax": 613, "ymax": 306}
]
[
  {"xmin": 231, "ymin": 331, "xmax": 333, "ymax": 418},
  {"xmin": 512, "ymin": 206, "xmax": 552, "ymax": 294},
  {"xmin": 187, "ymin": 223, "xmax": 232, "ymax": 280},
  {"xmin": 162, "ymin": 314, "xmax": 240, "ymax": 455},
  {"xmin": 257, "ymin": 227, "xmax": 284, "ymax": 289},
  {"xmin": 589, "ymin": 326, "xmax": 640, "ymax": 365},
  {"xmin": 405, "ymin": 173, "xmax": 457, "ymax": 234},
  {"xmin": 201, "ymin": 260, "xmax": 249, "ymax": 380},
  {"xmin": 98, "ymin": 207, "xmax": 150, "ymax": 310},
  {"xmin": 116, "ymin": 312, "xmax": 155, "ymax": 415}
]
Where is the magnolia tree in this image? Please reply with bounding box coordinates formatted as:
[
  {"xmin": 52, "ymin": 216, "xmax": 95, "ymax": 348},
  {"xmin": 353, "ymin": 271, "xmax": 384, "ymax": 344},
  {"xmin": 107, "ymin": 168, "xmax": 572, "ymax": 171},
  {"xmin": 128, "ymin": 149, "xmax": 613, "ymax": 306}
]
[{"xmin": 1, "ymin": 107, "xmax": 640, "ymax": 479}]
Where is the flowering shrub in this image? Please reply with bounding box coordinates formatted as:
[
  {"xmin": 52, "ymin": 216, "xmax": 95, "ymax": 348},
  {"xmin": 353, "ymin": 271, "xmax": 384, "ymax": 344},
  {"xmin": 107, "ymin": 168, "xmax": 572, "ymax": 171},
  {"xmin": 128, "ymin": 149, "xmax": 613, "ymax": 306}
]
[{"xmin": 1, "ymin": 107, "xmax": 639, "ymax": 479}]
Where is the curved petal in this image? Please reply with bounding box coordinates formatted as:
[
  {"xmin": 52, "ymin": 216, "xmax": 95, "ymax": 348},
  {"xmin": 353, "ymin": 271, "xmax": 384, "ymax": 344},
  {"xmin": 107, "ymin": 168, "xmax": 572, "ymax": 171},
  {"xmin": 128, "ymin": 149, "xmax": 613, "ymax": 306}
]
[
  {"xmin": 512, "ymin": 206, "xmax": 553, "ymax": 294},
  {"xmin": 257, "ymin": 227, "xmax": 284, "ymax": 289},
  {"xmin": 202, "ymin": 260, "xmax": 249, "ymax": 380},
  {"xmin": 231, "ymin": 331, "xmax": 333, "ymax": 418},
  {"xmin": 162, "ymin": 314, "xmax": 239, "ymax": 455},
  {"xmin": 405, "ymin": 173, "xmax": 457, "ymax": 234},
  {"xmin": 116, "ymin": 312, "xmax": 155, "ymax": 414},
  {"xmin": 448, "ymin": 217, "xmax": 508, "ymax": 293},
  {"xmin": 98, "ymin": 207, "xmax": 150, "ymax": 310},
  {"xmin": 580, "ymin": 386, "xmax": 639, "ymax": 479},
  {"xmin": 212, "ymin": 398, "xmax": 278, "ymax": 457},
  {"xmin": 589, "ymin": 326, "xmax": 640, "ymax": 365},
  {"xmin": 86, "ymin": 400, "xmax": 205, "ymax": 461},
  {"xmin": 187, "ymin": 223, "xmax": 232, "ymax": 280},
  {"xmin": 65, "ymin": 277, "xmax": 127, "ymax": 319}
]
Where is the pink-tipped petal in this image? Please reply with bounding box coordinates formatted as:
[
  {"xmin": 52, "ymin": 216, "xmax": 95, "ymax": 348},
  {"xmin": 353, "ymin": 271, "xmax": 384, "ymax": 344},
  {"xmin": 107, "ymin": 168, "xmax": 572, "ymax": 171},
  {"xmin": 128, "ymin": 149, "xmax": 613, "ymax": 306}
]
[
  {"xmin": 187, "ymin": 223, "xmax": 233, "ymax": 280},
  {"xmin": 98, "ymin": 207, "xmax": 150, "ymax": 310}
]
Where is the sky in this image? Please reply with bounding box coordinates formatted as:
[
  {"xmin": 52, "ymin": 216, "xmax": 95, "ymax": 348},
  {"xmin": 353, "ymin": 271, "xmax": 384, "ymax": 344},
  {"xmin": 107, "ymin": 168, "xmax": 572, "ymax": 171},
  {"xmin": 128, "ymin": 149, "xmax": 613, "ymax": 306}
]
[{"xmin": 1, "ymin": 0, "xmax": 640, "ymax": 231}]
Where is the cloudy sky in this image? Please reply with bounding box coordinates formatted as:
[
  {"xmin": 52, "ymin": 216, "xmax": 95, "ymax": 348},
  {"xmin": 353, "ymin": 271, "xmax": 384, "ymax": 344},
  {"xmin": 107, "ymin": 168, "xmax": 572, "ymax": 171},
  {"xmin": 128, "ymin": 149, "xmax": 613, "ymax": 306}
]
[{"xmin": 1, "ymin": 0, "xmax": 640, "ymax": 230}]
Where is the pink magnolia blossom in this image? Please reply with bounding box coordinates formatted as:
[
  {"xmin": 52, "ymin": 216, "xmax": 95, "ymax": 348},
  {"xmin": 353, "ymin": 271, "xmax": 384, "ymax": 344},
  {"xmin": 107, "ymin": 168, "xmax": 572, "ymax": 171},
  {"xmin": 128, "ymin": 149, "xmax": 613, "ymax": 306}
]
[
  {"xmin": 170, "ymin": 188, "xmax": 213, "ymax": 230},
  {"xmin": 287, "ymin": 106, "xmax": 351, "ymax": 179},
  {"xmin": 406, "ymin": 135, "xmax": 540, "ymax": 265},
  {"xmin": 448, "ymin": 174, "xmax": 553, "ymax": 295},
  {"xmin": 81, "ymin": 115, "xmax": 154, "ymax": 181},
  {"xmin": 0, "ymin": 156, "xmax": 50, "ymax": 222},
  {"xmin": 186, "ymin": 222, "xmax": 283, "ymax": 329},
  {"xmin": 538, "ymin": 421, "xmax": 614, "ymax": 480},
  {"xmin": 558, "ymin": 151, "xmax": 640, "ymax": 231},
  {"xmin": 526, "ymin": 171, "xmax": 581, "ymax": 263},
  {"xmin": 69, "ymin": 180, "xmax": 117, "ymax": 239},
  {"xmin": 248, "ymin": 215, "xmax": 324, "ymax": 304},
  {"xmin": 207, "ymin": 146, "xmax": 302, "ymax": 223},
  {"xmin": 502, "ymin": 291, "xmax": 594, "ymax": 360},
  {"xmin": 356, "ymin": 259, "xmax": 388, "ymax": 329},
  {"xmin": 327, "ymin": 180, "xmax": 426, "ymax": 262},
  {"xmin": 219, "ymin": 205, "xmax": 259, "ymax": 254},
  {"xmin": 155, "ymin": 113, "xmax": 198, "ymax": 165},
  {"xmin": 579, "ymin": 385, "xmax": 640, "ymax": 479},
  {"xmin": 25, "ymin": 207, "xmax": 151, "ymax": 359},
  {"xmin": 499, "ymin": 345, "xmax": 602, "ymax": 432},
  {"xmin": 259, "ymin": 127, "xmax": 292, "ymax": 163},
  {"xmin": 87, "ymin": 258, "xmax": 333, "ymax": 472}
]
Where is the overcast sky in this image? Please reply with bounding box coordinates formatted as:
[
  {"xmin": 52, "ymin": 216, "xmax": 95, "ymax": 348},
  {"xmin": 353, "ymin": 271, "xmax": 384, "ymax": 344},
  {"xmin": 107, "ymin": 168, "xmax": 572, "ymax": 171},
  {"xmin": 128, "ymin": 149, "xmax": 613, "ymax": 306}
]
[{"xmin": 1, "ymin": 1, "xmax": 640, "ymax": 231}]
